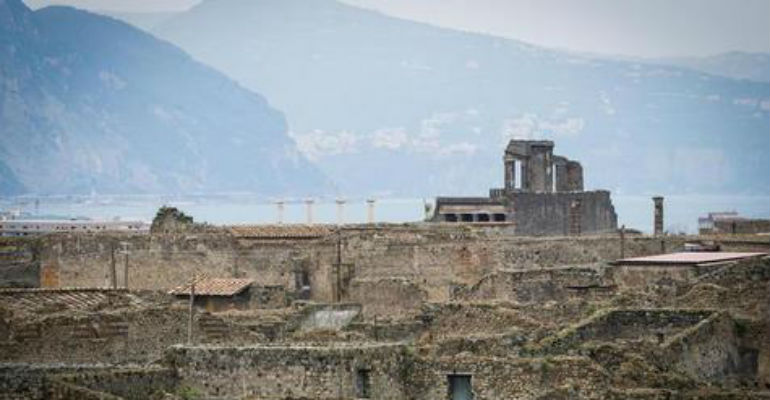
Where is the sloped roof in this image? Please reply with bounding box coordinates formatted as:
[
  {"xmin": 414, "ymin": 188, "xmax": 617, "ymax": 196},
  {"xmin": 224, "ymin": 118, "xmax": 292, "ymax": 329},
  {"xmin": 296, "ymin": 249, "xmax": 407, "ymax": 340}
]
[
  {"xmin": 0, "ymin": 288, "xmax": 144, "ymax": 319},
  {"xmin": 229, "ymin": 224, "xmax": 332, "ymax": 239},
  {"xmin": 169, "ymin": 278, "xmax": 254, "ymax": 297},
  {"xmin": 615, "ymin": 252, "xmax": 767, "ymax": 266}
]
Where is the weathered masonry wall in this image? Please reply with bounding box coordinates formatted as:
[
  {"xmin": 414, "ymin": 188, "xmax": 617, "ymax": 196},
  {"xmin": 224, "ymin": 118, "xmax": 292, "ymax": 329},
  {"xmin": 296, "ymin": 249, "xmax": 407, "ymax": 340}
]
[
  {"xmin": 0, "ymin": 306, "xmax": 190, "ymax": 364},
  {"xmin": 0, "ymin": 365, "xmax": 176, "ymax": 400},
  {"xmin": 454, "ymin": 266, "xmax": 613, "ymax": 304},
  {"xmin": 410, "ymin": 356, "xmax": 608, "ymax": 399},
  {"xmin": 349, "ymin": 277, "xmax": 427, "ymax": 319},
  {"xmin": 167, "ymin": 344, "xmax": 410, "ymax": 399},
  {"xmin": 511, "ymin": 191, "xmax": 617, "ymax": 236},
  {"xmin": 713, "ymin": 219, "xmax": 770, "ymax": 235},
  {"xmin": 35, "ymin": 233, "xmax": 339, "ymax": 301},
  {"xmin": 0, "ymin": 237, "xmax": 39, "ymax": 288},
  {"xmin": 0, "ymin": 365, "xmax": 105, "ymax": 400},
  {"xmin": 6, "ymin": 228, "xmax": 768, "ymax": 308},
  {"xmin": 661, "ymin": 311, "xmax": 741, "ymax": 381},
  {"xmin": 535, "ymin": 309, "xmax": 714, "ymax": 355},
  {"xmin": 166, "ymin": 344, "xmax": 612, "ymax": 400},
  {"xmin": 48, "ymin": 368, "xmax": 177, "ymax": 400}
]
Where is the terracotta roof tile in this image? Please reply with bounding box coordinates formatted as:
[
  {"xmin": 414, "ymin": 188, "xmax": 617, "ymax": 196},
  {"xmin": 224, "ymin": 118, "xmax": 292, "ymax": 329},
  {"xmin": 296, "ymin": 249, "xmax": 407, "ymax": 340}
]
[
  {"xmin": 169, "ymin": 278, "xmax": 253, "ymax": 297},
  {"xmin": 229, "ymin": 224, "xmax": 332, "ymax": 239},
  {"xmin": 0, "ymin": 288, "xmax": 144, "ymax": 319}
]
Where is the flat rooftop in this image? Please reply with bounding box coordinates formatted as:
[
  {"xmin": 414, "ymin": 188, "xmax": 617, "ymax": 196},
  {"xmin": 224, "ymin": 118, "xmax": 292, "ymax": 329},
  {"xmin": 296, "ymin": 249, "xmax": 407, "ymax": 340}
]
[{"xmin": 614, "ymin": 252, "xmax": 768, "ymax": 266}]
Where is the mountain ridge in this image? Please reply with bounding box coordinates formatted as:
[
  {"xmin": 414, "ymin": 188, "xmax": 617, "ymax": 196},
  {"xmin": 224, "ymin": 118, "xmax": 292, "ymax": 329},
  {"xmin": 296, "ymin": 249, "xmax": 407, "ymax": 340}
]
[
  {"xmin": 653, "ymin": 51, "xmax": 770, "ymax": 83},
  {"xmin": 0, "ymin": 0, "xmax": 331, "ymax": 196}
]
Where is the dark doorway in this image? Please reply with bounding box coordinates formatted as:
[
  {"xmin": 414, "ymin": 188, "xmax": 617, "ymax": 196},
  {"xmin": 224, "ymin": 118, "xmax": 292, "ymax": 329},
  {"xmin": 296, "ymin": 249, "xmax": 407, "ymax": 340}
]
[
  {"xmin": 448, "ymin": 374, "xmax": 472, "ymax": 400},
  {"xmin": 294, "ymin": 269, "xmax": 311, "ymax": 300},
  {"xmin": 476, "ymin": 214, "xmax": 490, "ymax": 222},
  {"xmin": 493, "ymin": 214, "xmax": 506, "ymax": 222},
  {"xmin": 444, "ymin": 214, "xmax": 458, "ymax": 222},
  {"xmin": 460, "ymin": 214, "xmax": 474, "ymax": 222},
  {"xmin": 355, "ymin": 368, "xmax": 371, "ymax": 398}
]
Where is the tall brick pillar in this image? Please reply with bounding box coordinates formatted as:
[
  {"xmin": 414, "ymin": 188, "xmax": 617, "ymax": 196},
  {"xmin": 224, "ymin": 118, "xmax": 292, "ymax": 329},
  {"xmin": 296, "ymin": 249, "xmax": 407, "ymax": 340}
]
[{"xmin": 653, "ymin": 196, "xmax": 664, "ymax": 236}]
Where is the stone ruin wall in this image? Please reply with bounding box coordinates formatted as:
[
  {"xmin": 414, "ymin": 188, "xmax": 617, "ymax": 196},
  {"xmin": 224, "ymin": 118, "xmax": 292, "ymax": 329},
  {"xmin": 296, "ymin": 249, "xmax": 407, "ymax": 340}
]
[
  {"xmin": 0, "ymin": 305, "xmax": 190, "ymax": 365},
  {"xmin": 167, "ymin": 344, "xmax": 410, "ymax": 400},
  {"xmin": 166, "ymin": 344, "xmax": 610, "ymax": 399},
  {"xmin": 511, "ymin": 191, "xmax": 617, "ymax": 236},
  {"xmin": 7, "ymin": 227, "xmax": 768, "ymax": 310},
  {"xmin": 0, "ymin": 237, "xmax": 39, "ymax": 288},
  {"xmin": 702, "ymin": 219, "xmax": 770, "ymax": 235}
]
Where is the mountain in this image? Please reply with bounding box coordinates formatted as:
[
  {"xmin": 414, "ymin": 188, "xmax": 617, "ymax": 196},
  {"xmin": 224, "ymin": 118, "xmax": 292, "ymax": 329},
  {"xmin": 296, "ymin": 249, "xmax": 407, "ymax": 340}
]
[
  {"xmin": 0, "ymin": 0, "xmax": 329, "ymax": 196},
  {"xmin": 102, "ymin": 11, "xmax": 179, "ymax": 31},
  {"xmin": 153, "ymin": 0, "xmax": 770, "ymax": 198},
  {"xmin": 656, "ymin": 52, "xmax": 770, "ymax": 83}
]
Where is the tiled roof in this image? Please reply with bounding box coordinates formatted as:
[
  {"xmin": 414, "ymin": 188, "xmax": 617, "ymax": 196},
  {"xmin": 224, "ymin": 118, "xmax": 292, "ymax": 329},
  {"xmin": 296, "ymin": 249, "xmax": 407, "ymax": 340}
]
[
  {"xmin": 169, "ymin": 278, "xmax": 254, "ymax": 297},
  {"xmin": 615, "ymin": 252, "xmax": 768, "ymax": 266},
  {"xmin": 229, "ymin": 224, "xmax": 332, "ymax": 239},
  {"xmin": 0, "ymin": 288, "xmax": 144, "ymax": 319}
]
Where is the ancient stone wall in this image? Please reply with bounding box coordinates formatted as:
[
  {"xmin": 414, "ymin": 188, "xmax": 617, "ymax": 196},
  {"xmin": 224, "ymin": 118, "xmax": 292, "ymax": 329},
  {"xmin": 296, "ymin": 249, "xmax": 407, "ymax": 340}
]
[
  {"xmin": 613, "ymin": 265, "xmax": 697, "ymax": 291},
  {"xmin": 454, "ymin": 266, "xmax": 612, "ymax": 304},
  {"xmin": 511, "ymin": 191, "xmax": 617, "ymax": 236},
  {"xmin": 6, "ymin": 227, "xmax": 766, "ymax": 310},
  {"xmin": 410, "ymin": 355, "xmax": 609, "ymax": 399},
  {"xmin": 535, "ymin": 309, "xmax": 715, "ymax": 355},
  {"xmin": 0, "ymin": 237, "xmax": 39, "ymax": 288},
  {"xmin": 48, "ymin": 368, "xmax": 177, "ymax": 400},
  {"xmin": 0, "ymin": 365, "xmax": 107, "ymax": 400},
  {"xmin": 0, "ymin": 306, "xmax": 190, "ymax": 364},
  {"xmin": 165, "ymin": 343, "xmax": 614, "ymax": 399},
  {"xmin": 713, "ymin": 219, "xmax": 770, "ymax": 235},
  {"xmin": 662, "ymin": 311, "xmax": 740, "ymax": 381},
  {"xmin": 349, "ymin": 277, "xmax": 427, "ymax": 319},
  {"xmin": 166, "ymin": 344, "xmax": 410, "ymax": 399}
]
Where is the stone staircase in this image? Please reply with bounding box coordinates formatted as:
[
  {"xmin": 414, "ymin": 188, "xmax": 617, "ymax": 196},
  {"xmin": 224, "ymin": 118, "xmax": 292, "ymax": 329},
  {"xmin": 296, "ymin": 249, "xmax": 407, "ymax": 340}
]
[{"xmin": 198, "ymin": 314, "xmax": 229, "ymax": 342}]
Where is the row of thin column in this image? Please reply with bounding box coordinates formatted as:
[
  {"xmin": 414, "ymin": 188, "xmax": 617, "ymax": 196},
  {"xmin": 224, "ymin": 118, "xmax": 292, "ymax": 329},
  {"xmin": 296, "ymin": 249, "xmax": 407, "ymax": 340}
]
[{"xmin": 274, "ymin": 199, "xmax": 377, "ymax": 224}]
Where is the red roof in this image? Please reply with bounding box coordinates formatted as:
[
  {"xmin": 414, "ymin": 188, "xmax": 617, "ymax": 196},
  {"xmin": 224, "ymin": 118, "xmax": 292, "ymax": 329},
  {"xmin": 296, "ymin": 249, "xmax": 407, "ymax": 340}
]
[
  {"xmin": 615, "ymin": 252, "xmax": 767, "ymax": 266},
  {"xmin": 169, "ymin": 278, "xmax": 253, "ymax": 296},
  {"xmin": 229, "ymin": 224, "xmax": 331, "ymax": 239}
]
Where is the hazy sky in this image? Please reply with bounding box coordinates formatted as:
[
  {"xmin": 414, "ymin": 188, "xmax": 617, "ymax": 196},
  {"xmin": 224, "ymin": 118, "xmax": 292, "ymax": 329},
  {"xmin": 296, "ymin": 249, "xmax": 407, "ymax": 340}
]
[{"xmin": 24, "ymin": 0, "xmax": 770, "ymax": 58}]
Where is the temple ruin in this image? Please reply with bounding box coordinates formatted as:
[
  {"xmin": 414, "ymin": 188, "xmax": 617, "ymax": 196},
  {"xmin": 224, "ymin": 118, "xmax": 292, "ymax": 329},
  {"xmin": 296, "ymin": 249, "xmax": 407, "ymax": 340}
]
[{"xmin": 432, "ymin": 139, "xmax": 617, "ymax": 235}]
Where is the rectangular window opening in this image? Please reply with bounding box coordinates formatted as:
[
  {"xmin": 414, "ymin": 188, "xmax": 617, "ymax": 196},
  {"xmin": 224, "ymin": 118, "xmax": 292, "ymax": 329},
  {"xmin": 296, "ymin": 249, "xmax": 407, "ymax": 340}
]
[{"xmin": 448, "ymin": 374, "xmax": 472, "ymax": 400}]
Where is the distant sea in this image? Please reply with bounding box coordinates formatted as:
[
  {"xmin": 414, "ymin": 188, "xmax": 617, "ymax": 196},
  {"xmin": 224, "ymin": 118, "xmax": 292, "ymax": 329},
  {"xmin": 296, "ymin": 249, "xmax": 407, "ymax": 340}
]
[{"xmin": 2, "ymin": 194, "xmax": 768, "ymax": 234}]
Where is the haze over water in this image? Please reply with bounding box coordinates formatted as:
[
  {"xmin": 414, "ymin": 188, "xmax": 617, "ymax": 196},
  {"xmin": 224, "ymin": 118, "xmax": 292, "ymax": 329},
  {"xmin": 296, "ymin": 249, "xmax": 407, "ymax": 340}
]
[{"xmin": 5, "ymin": 194, "xmax": 767, "ymax": 234}]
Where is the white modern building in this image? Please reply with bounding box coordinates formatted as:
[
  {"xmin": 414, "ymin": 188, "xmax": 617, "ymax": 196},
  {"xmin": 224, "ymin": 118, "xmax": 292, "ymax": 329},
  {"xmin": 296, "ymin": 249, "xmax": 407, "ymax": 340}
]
[{"xmin": 0, "ymin": 219, "xmax": 149, "ymax": 236}]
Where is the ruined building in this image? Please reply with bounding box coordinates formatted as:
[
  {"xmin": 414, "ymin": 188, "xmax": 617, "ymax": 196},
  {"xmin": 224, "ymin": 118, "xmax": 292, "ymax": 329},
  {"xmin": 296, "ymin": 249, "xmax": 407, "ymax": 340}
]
[{"xmin": 432, "ymin": 140, "xmax": 617, "ymax": 235}]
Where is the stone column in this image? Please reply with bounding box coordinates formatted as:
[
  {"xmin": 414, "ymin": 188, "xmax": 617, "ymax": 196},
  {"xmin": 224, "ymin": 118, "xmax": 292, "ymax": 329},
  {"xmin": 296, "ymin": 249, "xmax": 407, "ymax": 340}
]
[
  {"xmin": 544, "ymin": 152, "xmax": 554, "ymax": 193},
  {"xmin": 366, "ymin": 199, "xmax": 376, "ymax": 224},
  {"xmin": 553, "ymin": 156, "xmax": 568, "ymax": 192},
  {"xmin": 276, "ymin": 200, "xmax": 285, "ymax": 224},
  {"xmin": 305, "ymin": 198, "xmax": 315, "ymax": 224},
  {"xmin": 653, "ymin": 196, "xmax": 664, "ymax": 236},
  {"xmin": 335, "ymin": 198, "xmax": 346, "ymax": 225},
  {"xmin": 504, "ymin": 156, "xmax": 515, "ymax": 191},
  {"xmin": 520, "ymin": 159, "xmax": 529, "ymax": 191},
  {"xmin": 566, "ymin": 161, "xmax": 584, "ymax": 191}
]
